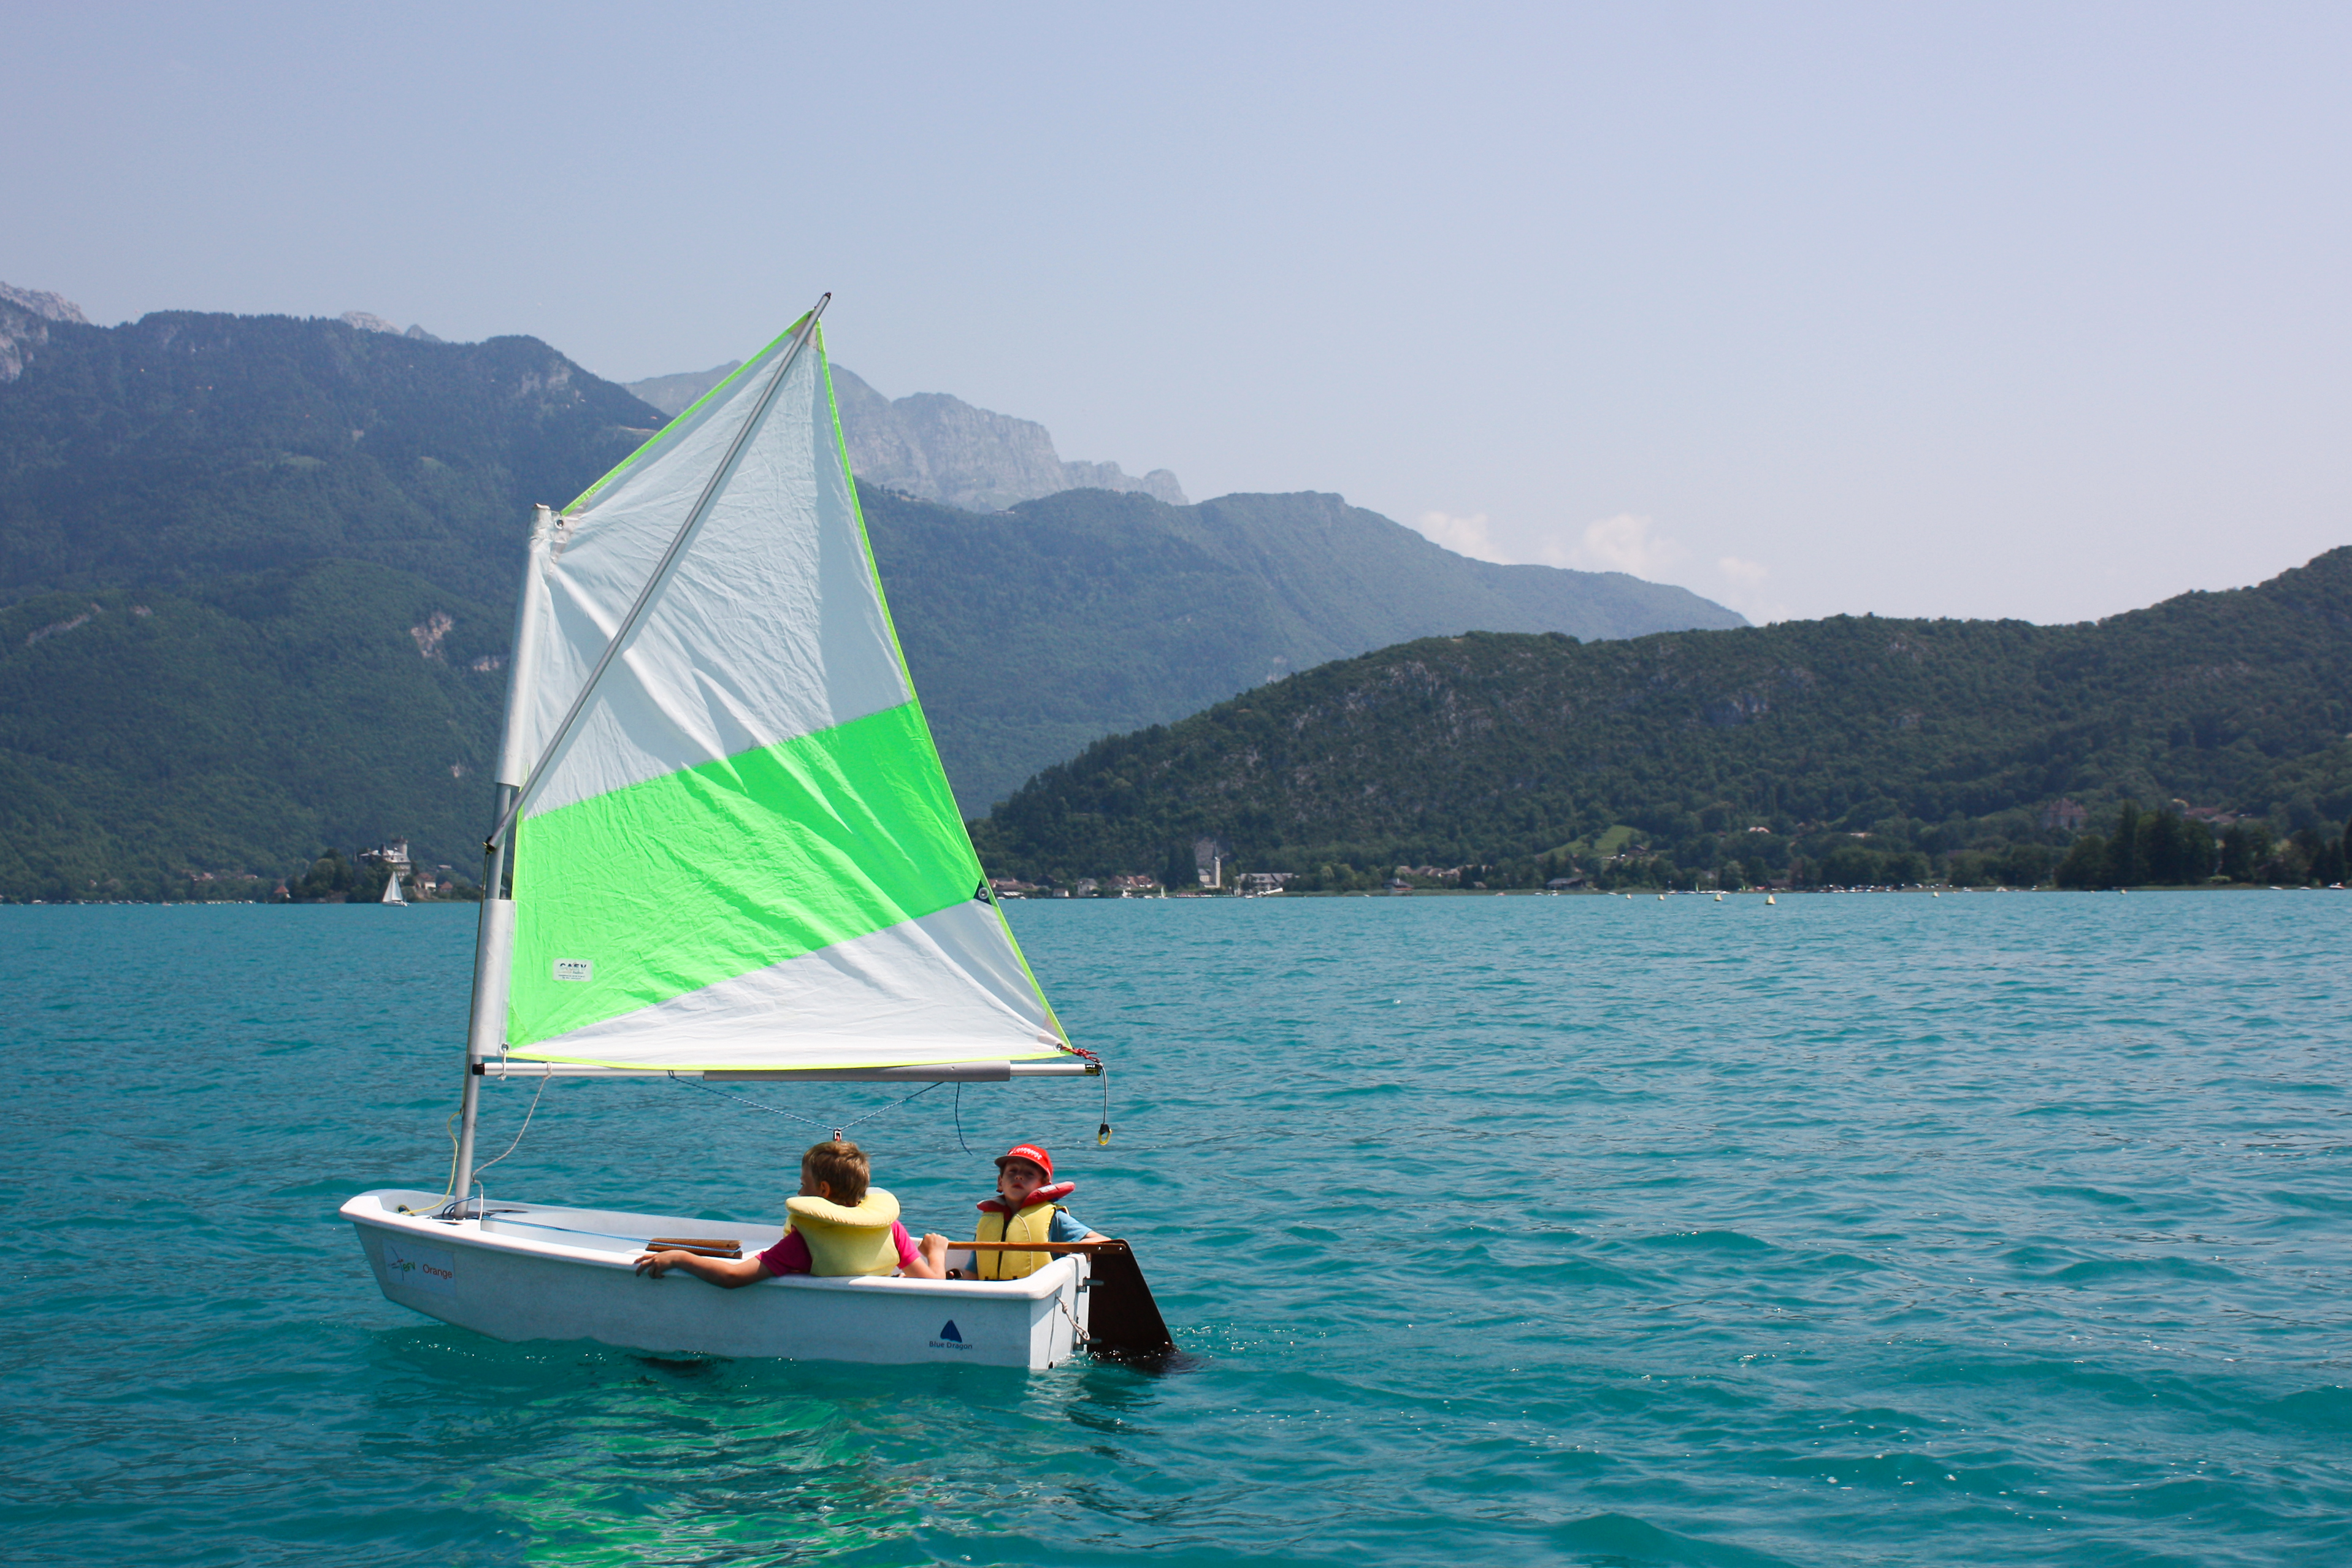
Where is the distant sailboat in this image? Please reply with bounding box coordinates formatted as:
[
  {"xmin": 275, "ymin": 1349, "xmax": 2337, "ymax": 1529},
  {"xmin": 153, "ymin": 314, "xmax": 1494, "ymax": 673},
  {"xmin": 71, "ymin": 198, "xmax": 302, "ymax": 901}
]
[{"xmin": 381, "ymin": 874, "xmax": 407, "ymax": 906}]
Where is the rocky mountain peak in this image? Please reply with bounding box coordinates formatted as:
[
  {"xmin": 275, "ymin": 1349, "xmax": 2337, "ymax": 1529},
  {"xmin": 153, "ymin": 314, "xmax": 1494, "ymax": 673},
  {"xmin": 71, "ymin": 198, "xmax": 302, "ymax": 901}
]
[
  {"xmin": 623, "ymin": 359, "xmax": 1186, "ymax": 511},
  {"xmin": 341, "ymin": 310, "xmax": 444, "ymax": 343},
  {"xmin": 1, "ymin": 284, "xmax": 88, "ymax": 325},
  {"xmin": 0, "ymin": 283, "xmax": 91, "ymax": 382}
]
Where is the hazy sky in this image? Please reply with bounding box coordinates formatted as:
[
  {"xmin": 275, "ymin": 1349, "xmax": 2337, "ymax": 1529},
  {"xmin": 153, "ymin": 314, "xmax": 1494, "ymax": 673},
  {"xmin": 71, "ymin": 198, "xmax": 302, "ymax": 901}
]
[{"xmin": 9, "ymin": 4, "xmax": 2347, "ymax": 624}]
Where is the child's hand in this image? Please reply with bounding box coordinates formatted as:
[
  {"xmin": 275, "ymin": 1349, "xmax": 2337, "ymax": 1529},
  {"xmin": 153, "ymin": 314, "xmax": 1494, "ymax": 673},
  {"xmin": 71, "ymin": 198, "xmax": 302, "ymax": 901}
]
[
  {"xmin": 635, "ymin": 1250, "xmax": 683, "ymax": 1277},
  {"xmin": 903, "ymin": 1232, "xmax": 952, "ymax": 1280}
]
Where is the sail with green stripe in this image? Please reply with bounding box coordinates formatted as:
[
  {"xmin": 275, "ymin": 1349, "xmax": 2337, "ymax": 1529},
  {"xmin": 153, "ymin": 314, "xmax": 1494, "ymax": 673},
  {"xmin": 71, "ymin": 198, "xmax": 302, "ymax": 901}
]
[{"xmin": 494, "ymin": 310, "xmax": 1067, "ymax": 1071}]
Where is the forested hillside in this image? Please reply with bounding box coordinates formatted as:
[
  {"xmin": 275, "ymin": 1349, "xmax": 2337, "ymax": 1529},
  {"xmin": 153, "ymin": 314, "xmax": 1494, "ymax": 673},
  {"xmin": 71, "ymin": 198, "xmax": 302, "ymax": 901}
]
[
  {"xmin": 0, "ymin": 304, "xmax": 662, "ymax": 599},
  {"xmin": 972, "ymin": 549, "xmax": 2352, "ymax": 892},
  {"xmin": 0, "ymin": 565, "xmax": 509, "ymax": 901},
  {"xmin": 0, "ymin": 303, "xmax": 661, "ymax": 898}
]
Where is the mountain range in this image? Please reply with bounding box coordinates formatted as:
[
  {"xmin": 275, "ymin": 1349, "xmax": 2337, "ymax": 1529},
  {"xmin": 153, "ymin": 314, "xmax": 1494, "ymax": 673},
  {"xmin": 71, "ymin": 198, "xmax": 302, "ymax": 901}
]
[{"xmin": 0, "ymin": 288, "xmax": 1742, "ymax": 897}]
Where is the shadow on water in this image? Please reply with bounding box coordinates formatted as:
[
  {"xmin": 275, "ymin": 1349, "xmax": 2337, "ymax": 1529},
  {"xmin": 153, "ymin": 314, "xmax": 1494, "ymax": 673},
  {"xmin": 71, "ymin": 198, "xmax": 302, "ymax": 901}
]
[
  {"xmin": 636, "ymin": 1354, "xmax": 726, "ymax": 1379},
  {"xmin": 353, "ymin": 1332, "xmax": 968, "ymax": 1564},
  {"xmin": 1087, "ymin": 1345, "xmax": 1207, "ymax": 1376},
  {"xmin": 414, "ymin": 1336, "xmax": 1233, "ymax": 1563}
]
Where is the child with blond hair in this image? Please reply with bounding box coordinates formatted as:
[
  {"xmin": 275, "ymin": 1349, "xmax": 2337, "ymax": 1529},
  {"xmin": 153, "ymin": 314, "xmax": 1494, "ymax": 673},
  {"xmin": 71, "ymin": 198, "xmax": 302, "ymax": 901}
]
[{"xmin": 635, "ymin": 1139, "xmax": 949, "ymax": 1285}]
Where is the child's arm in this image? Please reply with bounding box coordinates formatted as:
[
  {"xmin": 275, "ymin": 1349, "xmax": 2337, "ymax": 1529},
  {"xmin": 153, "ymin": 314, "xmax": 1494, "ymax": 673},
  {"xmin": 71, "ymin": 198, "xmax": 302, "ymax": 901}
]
[
  {"xmin": 897, "ymin": 1225, "xmax": 949, "ymax": 1280},
  {"xmin": 634, "ymin": 1249, "xmax": 771, "ymax": 1288}
]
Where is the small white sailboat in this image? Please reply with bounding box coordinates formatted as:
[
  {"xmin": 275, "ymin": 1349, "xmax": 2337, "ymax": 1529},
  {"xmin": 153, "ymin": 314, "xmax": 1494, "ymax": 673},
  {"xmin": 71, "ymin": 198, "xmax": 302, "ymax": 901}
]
[
  {"xmin": 381, "ymin": 873, "xmax": 407, "ymax": 906},
  {"xmin": 345, "ymin": 300, "xmax": 1165, "ymax": 1369}
]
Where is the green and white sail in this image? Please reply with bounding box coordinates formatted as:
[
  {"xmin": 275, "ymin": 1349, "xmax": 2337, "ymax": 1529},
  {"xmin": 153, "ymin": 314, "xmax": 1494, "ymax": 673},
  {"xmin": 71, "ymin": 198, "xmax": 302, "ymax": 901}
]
[{"xmin": 491, "ymin": 311, "xmax": 1067, "ymax": 1071}]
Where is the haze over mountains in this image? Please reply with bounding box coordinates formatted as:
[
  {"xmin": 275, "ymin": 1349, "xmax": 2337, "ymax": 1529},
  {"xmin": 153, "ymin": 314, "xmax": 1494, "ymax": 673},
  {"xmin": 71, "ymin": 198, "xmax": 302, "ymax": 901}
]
[
  {"xmin": 626, "ymin": 360, "xmax": 1189, "ymax": 511},
  {"xmin": 0, "ymin": 287, "xmax": 1742, "ymax": 898}
]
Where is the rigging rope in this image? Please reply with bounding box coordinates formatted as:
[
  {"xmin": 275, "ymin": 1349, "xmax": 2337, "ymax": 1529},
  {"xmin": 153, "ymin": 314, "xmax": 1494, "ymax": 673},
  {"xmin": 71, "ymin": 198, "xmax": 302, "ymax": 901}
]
[
  {"xmin": 470, "ymin": 1067, "xmax": 553, "ymax": 1184},
  {"xmin": 666, "ymin": 1073, "xmax": 944, "ymax": 1136},
  {"xmin": 463, "ymin": 1069, "xmax": 1103, "ymax": 1174},
  {"xmin": 440, "ymin": 1108, "xmax": 462, "ymax": 1201},
  {"xmin": 1055, "ymin": 1044, "xmax": 1113, "ymax": 1146}
]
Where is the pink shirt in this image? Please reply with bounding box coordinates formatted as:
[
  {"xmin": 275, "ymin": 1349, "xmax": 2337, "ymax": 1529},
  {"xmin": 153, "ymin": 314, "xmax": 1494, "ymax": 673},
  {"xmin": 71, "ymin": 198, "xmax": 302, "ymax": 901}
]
[{"xmin": 758, "ymin": 1220, "xmax": 921, "ymax": 1276}]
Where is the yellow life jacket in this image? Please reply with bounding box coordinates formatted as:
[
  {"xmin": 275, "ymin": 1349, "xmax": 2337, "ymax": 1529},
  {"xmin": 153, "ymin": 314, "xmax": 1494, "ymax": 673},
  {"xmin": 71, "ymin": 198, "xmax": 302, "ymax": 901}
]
[
  {"xmin": 783, "ymin": 1188, "xmax": 902, "ymax": 1276},
  {"xmin": 975, "ymin": 1198, "xmax": 1061, "ymax": 1280}
]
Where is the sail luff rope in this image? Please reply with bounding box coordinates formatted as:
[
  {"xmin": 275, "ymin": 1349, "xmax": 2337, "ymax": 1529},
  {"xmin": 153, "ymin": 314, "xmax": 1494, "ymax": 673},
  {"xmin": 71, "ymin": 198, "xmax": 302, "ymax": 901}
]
[{"xmin": 486, "ymin": 294, "xmax": 830, "ymax": 853}]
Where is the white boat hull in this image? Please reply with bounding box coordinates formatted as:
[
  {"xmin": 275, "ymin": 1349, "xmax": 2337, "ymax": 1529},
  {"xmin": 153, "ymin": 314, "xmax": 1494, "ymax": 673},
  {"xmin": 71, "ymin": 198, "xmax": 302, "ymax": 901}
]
[{"xmin": 343, "ymin": 1190, "xmax": 1089, "ymax": 1370}]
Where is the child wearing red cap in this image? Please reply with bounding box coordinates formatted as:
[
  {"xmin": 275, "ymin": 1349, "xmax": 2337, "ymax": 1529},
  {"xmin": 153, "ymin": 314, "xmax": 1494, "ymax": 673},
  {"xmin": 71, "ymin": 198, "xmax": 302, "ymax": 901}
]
[{"xmin": 956, "ymin": 1142, "xmax": 1105, "ymax": 1281}]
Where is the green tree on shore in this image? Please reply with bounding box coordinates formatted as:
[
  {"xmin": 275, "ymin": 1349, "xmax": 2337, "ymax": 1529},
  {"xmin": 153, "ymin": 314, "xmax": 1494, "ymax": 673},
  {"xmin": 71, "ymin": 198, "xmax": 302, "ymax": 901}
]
[{"xmin": 2055, "ymin": 834, "xmax": 2111, "ymax": 890}]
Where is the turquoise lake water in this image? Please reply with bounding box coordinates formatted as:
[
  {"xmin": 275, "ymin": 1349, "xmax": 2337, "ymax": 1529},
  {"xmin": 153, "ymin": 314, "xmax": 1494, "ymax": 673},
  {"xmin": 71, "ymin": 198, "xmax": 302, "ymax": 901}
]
[{"xmin": 3, "ymin": 892, "xmax": 2348, "ymax": 1565}]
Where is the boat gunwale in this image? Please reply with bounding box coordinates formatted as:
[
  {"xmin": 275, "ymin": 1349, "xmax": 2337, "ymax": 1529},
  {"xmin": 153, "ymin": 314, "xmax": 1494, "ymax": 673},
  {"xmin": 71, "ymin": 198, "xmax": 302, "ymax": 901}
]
[{"xmin": 342, "ymin": 1189, "xmax": 1079, "ymax": 1301}]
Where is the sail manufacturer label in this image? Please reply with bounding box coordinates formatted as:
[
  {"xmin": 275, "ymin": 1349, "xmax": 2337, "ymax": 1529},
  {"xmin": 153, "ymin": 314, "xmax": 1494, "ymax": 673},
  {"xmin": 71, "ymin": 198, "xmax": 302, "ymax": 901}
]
[{"xmin": 553, "ymin": 959, "xmax": 594, "ymax": 983}]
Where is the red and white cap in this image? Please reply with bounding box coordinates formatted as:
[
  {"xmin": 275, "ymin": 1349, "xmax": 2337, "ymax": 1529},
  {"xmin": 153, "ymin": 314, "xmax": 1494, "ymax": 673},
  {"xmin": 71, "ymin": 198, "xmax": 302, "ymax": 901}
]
[{"xmin": 994, "ymin": 1143, "xmax": 1053, "ymax": 1180}]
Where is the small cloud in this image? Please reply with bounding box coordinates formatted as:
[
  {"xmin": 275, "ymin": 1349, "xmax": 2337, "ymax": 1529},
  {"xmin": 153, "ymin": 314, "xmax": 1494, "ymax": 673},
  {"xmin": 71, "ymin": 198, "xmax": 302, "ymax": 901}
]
[
  {"xmin": 1556, "ymin": 513, "xmax": 1691, "ymax": 579},
  {"xmin": 1414, "ymin": 511, "xmax": 1507, "ymax": 564},
  {"xmin": 1419, "ymin": 508, "xmax": 1785, "ymax": 621},
  {"xmin": 1712, "ymin": 556, "xmax": 1788, "ymax": 623}
]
